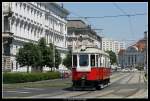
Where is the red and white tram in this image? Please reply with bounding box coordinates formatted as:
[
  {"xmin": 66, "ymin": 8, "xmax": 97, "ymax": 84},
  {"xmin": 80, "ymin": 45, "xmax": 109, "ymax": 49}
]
[{"xmin": 72, "ymin": 46, "xmax": 111, "ymax": 90}]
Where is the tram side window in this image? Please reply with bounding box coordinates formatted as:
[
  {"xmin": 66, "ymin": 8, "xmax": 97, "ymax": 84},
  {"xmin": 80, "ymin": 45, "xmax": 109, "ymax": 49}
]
[
  {"xmin": 106, "ymin": 57, "xmax": 108, "ymax": 68},
  {"xmin": 99, "ymin": 55, "xmax": 102, "ymax": 67},
  {"xmin": 91, "ymin": 55, "xmax": 95, "ymax": 67},
  {"xmin": 73, "ymin": 55, "xmax": 77, "ymax": 67},
  {"xmin": 105, "ymin": 57, "xmax": 107, "ymax": 67},
  {"xmin": 102, "ymin": 56, "xmax": 105, "ymax": 67},
  {"xmin": 96, "ymin": 55, "xmax": 98, "ymax": 67}
]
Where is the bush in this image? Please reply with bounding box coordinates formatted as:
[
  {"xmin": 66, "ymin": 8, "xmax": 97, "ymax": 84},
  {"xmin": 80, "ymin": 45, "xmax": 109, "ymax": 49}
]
[{"xmin": 3, "ymin": 72, "xmax": 61, "ymax": 84}]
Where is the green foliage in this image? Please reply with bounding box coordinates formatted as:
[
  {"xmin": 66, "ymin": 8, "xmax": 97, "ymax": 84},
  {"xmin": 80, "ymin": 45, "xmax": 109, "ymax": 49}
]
[
  {"xmin": 16, "ymin": 43, "xmax": 35, "ymax": 73},
  {"xmin": 63, "ymin": 50, "xmax": 72, "ymax": 69},
  {"xmin": 37, "ymin": 37, "xmax": 47, "ymax": 70},
  {"xmin": 16, "ymin": 37, "xmax": 62, "ymax": 72},
  {"xmin": 105, "ymin": 50, "xmax": 117, "ymax": 65},
  {"xmin": 3, "ymin": 72, "xmax": 61, "ymax": 84},
  {"xmin": 44, "ymin": 46, "xmax": 54, "ymax": 70},
  {"xmin": 55, "ymin": 49, "xmax": 61, "ymax": 69},
  {"xmin": 38, "ymin": 37, "xmax": 47, "ymax": 49},
  {"xmin": 47, "ymin": 43, "xmax": 61, "ymax": 70},
  {"xmin": 31, "ymin": 45, "xmax": 42, "ymax": 68}
]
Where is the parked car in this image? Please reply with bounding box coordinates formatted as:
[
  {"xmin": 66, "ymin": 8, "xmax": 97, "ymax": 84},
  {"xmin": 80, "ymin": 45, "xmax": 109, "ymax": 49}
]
[
  {"xmin": 131, "ymin": 68, "xmax": 138, "ymax": 72},
  {"xmin": 121, "ymin": 68, "xmax": 130, "ymax": 72}
]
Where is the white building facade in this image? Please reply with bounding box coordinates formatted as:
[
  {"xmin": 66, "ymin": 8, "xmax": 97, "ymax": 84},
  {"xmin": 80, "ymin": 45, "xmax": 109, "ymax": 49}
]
[{"xmin": 2, "ymin": 2, "xmax": 69, "ymax": 72}]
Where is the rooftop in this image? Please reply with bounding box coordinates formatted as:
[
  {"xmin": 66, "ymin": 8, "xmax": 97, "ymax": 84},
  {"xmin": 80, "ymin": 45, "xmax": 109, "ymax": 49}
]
[{"xmin": 67, "ymin": 20, "xmax": 87, "ymax": 28}]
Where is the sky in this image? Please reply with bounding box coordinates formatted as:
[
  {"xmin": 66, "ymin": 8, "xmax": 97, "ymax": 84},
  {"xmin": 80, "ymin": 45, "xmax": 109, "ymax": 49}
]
[{"xmin": 58, "ymin": 2, "xmax": 148, "ymax": 48}]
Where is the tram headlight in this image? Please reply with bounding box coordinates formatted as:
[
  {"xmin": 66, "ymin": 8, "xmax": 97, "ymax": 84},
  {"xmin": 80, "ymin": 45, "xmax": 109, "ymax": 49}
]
[
  {"xmin": 81, "ymin": 74, "xmax": 86, "ymax": 80},
  {"xmin": 81, "ymin": 76, "xmax": 85, "ymax": 80}
]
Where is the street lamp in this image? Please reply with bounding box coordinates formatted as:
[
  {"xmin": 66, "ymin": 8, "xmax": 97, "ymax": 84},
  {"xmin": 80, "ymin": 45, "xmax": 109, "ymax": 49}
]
[{"xmin": 53, "ymin": 24, "xmax": 55, "ymax": 71}]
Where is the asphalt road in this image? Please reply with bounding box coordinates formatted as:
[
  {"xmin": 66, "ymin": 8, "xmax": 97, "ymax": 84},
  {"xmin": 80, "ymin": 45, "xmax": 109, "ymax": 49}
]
[{"xmin": 2, "ymin": 71, "xmax": 148, "ymax": 99}]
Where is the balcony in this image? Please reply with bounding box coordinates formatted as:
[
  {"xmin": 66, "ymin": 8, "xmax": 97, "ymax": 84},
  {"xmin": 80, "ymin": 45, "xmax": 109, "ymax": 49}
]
[{"xmin": 2, "ymin": 32, "xmax": 14, "ymax": 38}]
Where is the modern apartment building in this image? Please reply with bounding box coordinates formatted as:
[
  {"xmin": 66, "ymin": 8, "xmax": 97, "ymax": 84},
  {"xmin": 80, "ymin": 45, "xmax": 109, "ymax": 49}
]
[{"xmin": 102, "ymin": 38, "xmax": 125, "ymax": 54}]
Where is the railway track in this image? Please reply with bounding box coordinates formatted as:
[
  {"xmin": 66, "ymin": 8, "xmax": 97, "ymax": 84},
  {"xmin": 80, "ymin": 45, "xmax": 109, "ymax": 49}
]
[
  {"xmin": 124, "ymin": 72, "xmax": 141, "ymax": 98},
  {"xmin": 68, "ymin": 72, "xmax": 143, "ymax": 98},
  {"xmin": 25, "ymin": 71, "xmax": 146, "ymax": 98},
  {"xmin": 94, "ymin": 72, "xmax": 144, "ymax": 98},
  {"xmin": 58, "ymin": 72, "xmax": 131, "ymax": 98}
]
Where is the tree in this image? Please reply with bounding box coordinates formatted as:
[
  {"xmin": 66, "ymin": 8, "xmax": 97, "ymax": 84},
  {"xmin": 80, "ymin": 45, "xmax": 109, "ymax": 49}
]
[
  {"xmin": 55, "ymin": 48, "xmax": 61, "ymax": 69},
  {"xmin": 105, "ymin": 50, "xmax": 117, "ymax": 65},
  {"xmin": 48, "ymin": 43, "xmax": 61, "ymax": 71},
  {"xmin": 16, "ymin": 42, "xmax": 35, "ymax": 73},
  {"xmin": 30, "ymin": 44, "xmax": 42, "ymax": 72},
  {"xmin": 45, "ymin": 44, "xmax": 54, "ymax": 71},
  {"xmin": 16, "ymin": 37, "xmax": 56, "ymax": 72},
  {"xmin": 37, "ymin": 37, "xmax": 49, "ymax": 72},
  {"xmin": 63, "ymin": 50, "xmax": 72, "ymax": 69}
]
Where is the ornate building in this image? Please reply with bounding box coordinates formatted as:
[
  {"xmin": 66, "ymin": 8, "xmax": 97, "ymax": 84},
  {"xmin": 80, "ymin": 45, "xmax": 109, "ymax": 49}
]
[
  {"xmin": 118, "ymin": 31, "xmax": 147, "ymax": 69},
  {"xmin": 67, "ymin": 20, "xmax": 102, "ymax": 50},
  {"xmin": 2, "ymin": 2, "xmax": 69, "ymax": 72}
]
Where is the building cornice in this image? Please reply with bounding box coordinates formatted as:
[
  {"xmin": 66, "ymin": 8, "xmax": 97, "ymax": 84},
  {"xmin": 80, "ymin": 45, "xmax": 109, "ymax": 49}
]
[{"xmin": 25, "ymin": 2, "xmax": 67, "ymax": 23}]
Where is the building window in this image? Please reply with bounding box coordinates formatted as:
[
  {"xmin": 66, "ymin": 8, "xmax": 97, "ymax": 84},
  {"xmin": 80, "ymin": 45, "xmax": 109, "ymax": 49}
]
[
  {"xmin": 11, "ymin": 62, "xmax": 13, "ymax": 70},
  {"xmin": 16, "ymin": 2, "xmax": 18, "ymax": 6},
  {"xmin": 16, "ymin": 62, "xmax": 18, "ymax": 70},
  {"xmin": 135, "ymin": 55, "xmax": 136, "ymax": 63}
]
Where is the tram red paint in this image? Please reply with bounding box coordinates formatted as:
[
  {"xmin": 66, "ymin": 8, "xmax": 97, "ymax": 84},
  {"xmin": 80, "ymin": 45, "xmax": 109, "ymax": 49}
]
[
  {"xmin": 72, "ymin": 47, "xmax": 111, "ymax": 89},
  {"xmin": 72, "ymin": 67, "xmax": 111, "ymax": 81}
]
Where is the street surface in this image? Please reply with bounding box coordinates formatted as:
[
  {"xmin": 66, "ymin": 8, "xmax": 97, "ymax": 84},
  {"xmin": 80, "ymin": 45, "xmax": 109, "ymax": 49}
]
[{"xmin": 3, "ymin": 71, "xmax": 148, "ymax": 99}]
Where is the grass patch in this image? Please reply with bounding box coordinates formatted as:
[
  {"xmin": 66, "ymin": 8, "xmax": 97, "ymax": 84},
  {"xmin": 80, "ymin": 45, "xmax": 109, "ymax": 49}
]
[{"xmin": 3, "ymin": 78, "xmax": 72, "ymax": 90}]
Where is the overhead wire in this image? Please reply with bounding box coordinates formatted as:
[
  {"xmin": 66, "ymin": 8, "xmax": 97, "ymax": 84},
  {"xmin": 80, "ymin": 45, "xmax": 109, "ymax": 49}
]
[
  {"xmin": 113, "ymin": 3, "xmax": 134, "ymax": 36},
  {"xmin": 112, "ymin": 3, "xmax": 139, "ymax": 46},
  {"xmin": 64, "ymin": 4, "xmax": 104, "ymax": 37},
  {"xmin": 64, "ymin": 3, "xmax": 146, "ymax": 43},
  {"xmin": 66, "ymin": 13, "xmax": 147, "ymax": 19}
]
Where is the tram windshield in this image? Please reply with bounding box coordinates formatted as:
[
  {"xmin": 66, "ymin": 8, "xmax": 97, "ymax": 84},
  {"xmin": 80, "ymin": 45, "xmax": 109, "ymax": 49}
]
[{"xmin": 79, "ymin": 55, "xmax": 89, "ymax": 66}]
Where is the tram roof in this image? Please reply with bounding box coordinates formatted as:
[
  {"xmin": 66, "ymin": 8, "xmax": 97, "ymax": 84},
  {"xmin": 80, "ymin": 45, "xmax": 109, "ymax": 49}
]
[{"xmin": 72, "ymin": 47, "xmax": 109, "ymax": 57}]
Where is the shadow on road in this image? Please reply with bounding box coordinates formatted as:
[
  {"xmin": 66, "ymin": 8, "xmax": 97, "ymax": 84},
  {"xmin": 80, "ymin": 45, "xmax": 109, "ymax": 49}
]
[
  {"xmin": 63, "ymin": 86, "xmax": 96, "ymax": 91},
  {"xmin": 63, "ymin": 87, "xmax": 73, "ymax": 91}
]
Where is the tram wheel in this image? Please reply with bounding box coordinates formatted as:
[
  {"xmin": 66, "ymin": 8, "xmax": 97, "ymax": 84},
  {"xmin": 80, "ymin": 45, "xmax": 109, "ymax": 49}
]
[{"xmin": 96, "ymin": 84, "xmax": 102, "ymax": 90}]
